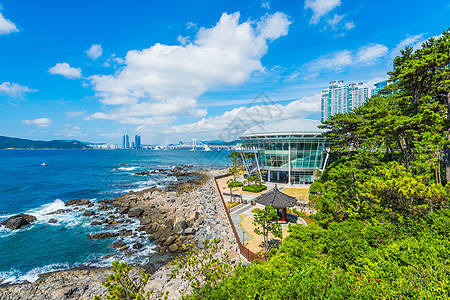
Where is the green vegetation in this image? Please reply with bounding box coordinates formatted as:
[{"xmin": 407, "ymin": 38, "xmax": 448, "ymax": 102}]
[
  {"xmin": 252, "ymin": 206, "xmax": 282, "ymax": 251},
  {"xmin": 227, "ymin": 181, "xmax": 243, "ymax": 187},
  {"xmin": 227, "ymin": 201, "xmax": 240, "ymax": 209},
  {"xmin": 0, "ymin": 135, "xmax": 89, "ymax": 149},
  {"xmin": 170, "ymin": 239, "xmax": 234, "ymax": 299},
  {"xmin": 184, "ymin": 29, "xmax": 450, "ymax": 299},
  {"xmin": 242, "ymin": 184, "xmax": 267, "ymax": 193},
  {"xmin": 94, "ymin": 261, "xmax": 153, "ymax": 300}
]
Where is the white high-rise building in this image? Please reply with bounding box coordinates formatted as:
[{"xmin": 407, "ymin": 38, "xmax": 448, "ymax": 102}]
[{"xmin": 321, "ymin": 81, "xmax": 369, "ymax": 121}]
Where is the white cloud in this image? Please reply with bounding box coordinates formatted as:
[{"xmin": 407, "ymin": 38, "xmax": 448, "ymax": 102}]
[
  {"xmin": 389, "ymin": 34, "xmax": 425, "ymax": 62},
  {"xmin": 0, "ymin": 11, "xmax": 18, "ymax": 35},
  {"xmin": 66, "ymin": 110, "xmax": 86, "ymax": 118},
  {"xmin": 327, "ymin": 13, "xmax": 344, "ymax": 30},
  {"xmin": 22, "ymin": 118, "xmax": 52, "ymax": 128},
  {"xmin": 305, "ymin": 43, "xmax": 388, "ymax": 75},
  {"xmin": 305, "ymin": 0, "xmax": 341, "ymax": 24},
  {"xmin": 262, "ymin": 1, "xmax": 271, "ymax": 9},
  {"xmin": 86, "ymin": 44, "xmax": 103, "ymax": 60},
  {"xmin": 177, "ymin": 35, "xmax": 190, "ymax": 45},
  {"xmin": 0, "ymin": 82, "xmax": 36, "ymax": 98},
  {"xmin": 186, "ymin": 21, "xmax": 197, "ymax": 29},
  {"xmin": 344, "ymin": 21, "xmax": 355, "ymax": 30},
  {"xmin": 166, "ymin": 94, "xmax": 320, "ymax": 140},
  {"xmin": 88, "ymin": 12, "xmax": 291, "ymax": 125},
  {"xmin": 48, "ymin": 63, "xmax": 82, "ymax": 79}
]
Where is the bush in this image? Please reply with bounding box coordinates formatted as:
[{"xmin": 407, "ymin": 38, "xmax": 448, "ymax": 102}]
[
  {"xmin": 228, "ymin": 181, "xmax": 244, "ymax": 187},
  {"xmin": 242, "ymin": 185, "xmax": 267, "ymax": 193}
]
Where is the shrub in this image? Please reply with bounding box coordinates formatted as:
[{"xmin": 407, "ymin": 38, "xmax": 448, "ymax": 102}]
[
  {"xmin": 242, "ymin": 185, "xmax": 267, "ymax": 193},
  {"xmin": 228, "ymin": 181, "xmax": 244, "ymax": 187}
]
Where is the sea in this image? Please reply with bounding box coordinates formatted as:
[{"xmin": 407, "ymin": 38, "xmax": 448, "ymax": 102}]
[{"xmin": 0, "ymin": 149, "xmax": 231, "ymax": 284}]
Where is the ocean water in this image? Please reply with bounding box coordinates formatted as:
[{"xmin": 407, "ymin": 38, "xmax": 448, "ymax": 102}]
[{"xmin": 0, "ymin": 149, "xmax": 230, "ymax": 284}]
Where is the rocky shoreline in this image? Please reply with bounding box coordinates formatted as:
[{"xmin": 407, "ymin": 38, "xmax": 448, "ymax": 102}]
[{"xmin": 0, "ymin": 168, "xmax": 240, "ymax": 299}]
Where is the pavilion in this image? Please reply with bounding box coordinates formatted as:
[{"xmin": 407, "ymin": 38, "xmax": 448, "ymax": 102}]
[{"xmin": 254, "ymin": 185, "xmax": 297, "ymax": 221}]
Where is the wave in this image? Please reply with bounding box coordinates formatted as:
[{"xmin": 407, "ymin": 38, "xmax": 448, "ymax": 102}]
[
  {"xmin": 116, "ymin": 166, "xmax": 138, "ymax": 171},
  {"xmin": 0, "ymin": 263, "xmax": 71, "ymax": 284}
]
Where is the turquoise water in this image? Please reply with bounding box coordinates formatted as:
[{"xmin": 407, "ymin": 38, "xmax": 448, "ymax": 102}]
[{"xmin": 0, "ymin": 149, "xmax": 230, "ymax": 283}]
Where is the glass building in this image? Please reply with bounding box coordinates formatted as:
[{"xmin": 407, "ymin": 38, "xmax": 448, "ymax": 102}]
[
  {"xmin": 321, "ymin": 81, "xmax": 369, "ymax": 121},
  {"xmin": 371, "ymin": 80, "xmax": 388, "ymax": 96},
  {"xmin": 239, "ymin": 118, "xmax": 330, "ymax": 185}
]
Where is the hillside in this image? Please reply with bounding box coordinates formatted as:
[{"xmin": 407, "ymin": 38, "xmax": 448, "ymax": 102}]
[{"xmin": 0, "ymin": 135, "xmax": 90, "ymax": 149}]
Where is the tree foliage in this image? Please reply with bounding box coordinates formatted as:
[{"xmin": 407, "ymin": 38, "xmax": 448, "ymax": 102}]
[
  {"xmin": 94, "ymin": 261, "xmax": 153, "ymax": 300},
  {"xmin": 252, "ymin": 206, "xmax": 282, "ymax": 251}
]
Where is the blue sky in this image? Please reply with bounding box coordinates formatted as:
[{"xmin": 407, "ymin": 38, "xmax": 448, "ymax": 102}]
[{"xmin": 0, "ymin": 0, "xmax": 449, "ymax": 145}]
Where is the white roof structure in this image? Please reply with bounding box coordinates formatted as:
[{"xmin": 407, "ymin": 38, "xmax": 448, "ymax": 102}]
[{"xmin": 241, "ymin": 117, "xmax": 325, "ymax": 138}]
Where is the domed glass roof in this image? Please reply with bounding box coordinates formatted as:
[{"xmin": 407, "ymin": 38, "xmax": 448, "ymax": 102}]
[{"xmin": 241, "ymin": 117, "xmax": 325, "ymax": 137}]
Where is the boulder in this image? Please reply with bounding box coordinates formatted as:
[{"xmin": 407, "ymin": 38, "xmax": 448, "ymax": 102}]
[
  {"xmin": 133, "ymin": 242, "xmax": 144, "ymax": 249},
  {"xmin": 111, "ymin": 240, "xmax": 126, "ymax": 249},
  {"xmin": 0, "ymin": 213, "xmax": 37, "ymax": 230},
  {"xmin": 47, "ymin": 209, "xmax": 71, "ymax": 215},
  {"xmin": 173, "ymin": 219, "xmax": 187, "ymax": 234},
  {"xmin": 82, "ymin": 210, "xmax": 95, "ymax": 217},
  {"xmin": 184, "ymin": 228, "xmax": 196, "ymax": 235},
  {"xmin": 168, "ymin": 243, "xmax": 179, "ymax": 253},
  {"xmin": 48, "ymin": 218, "xmax": 58, "ymax": 224},
  {"xmin": 64, "ymin": 198, "xmax": 90, "ymax": 207},
  {"xmin": 163, "ymin": 235, "xmax": 176, "ymax": 246},
  {"xmin": 88, "ymin": 232, "xmax": 120, "ymax": 240},
  {"xmin": 128, "ymin": 207, "xmax": 143, "ymax": 218}
]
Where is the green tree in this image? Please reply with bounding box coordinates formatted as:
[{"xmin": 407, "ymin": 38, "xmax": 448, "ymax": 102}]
[
  {"xmin": 170, "ymin": 239, "xmax": 234, "ymax": 299},
  {"xmin": 253, "ymin": 206, "xmax": 282, "ymax": 251},
  {"xmin": 94, "ymin": 261, "xmax": 153, "ymax": 300}
]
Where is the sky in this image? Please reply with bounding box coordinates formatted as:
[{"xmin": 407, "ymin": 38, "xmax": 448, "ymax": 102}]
[{"xmin": 1, "ymin": 0, "xmax": 449, "ymax": 145}]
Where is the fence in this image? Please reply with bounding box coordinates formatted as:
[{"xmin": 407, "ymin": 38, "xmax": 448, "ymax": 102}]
[{"xmin": 214, "ymin": 174, "xmax": 267, "ymax": 262}]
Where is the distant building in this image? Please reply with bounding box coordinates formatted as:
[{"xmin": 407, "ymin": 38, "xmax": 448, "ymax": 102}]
[
  {"xmin": 135, "ymin": 135, "xmax": 141, "ymax": 150},
  {"xmin": 371, "ymin": 80, "xmax": 388, "ymax": 96},
  {"xmin": 321, "ymin": 81, "xmax": 369, "ymax": 121},
  {"xmin": 121, "ymin": 134, "xmax": 130, "ymax": 149}
]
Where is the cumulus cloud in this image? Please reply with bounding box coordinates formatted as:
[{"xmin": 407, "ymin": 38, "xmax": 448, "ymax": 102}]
[
  {"xmin": 0, "ymin": 10, "xmax": 18, "ymax": 35},
  {"xmin": 49, "ymin": 63, "xmax": 82, "ymax": 79},
  {"xmin": 0, "ymin": 82, "xmax": 36, "ymax": 98},
  {"xmin": 22, "ymin": 118, "xmax": 52, "ymax": 127},
  {"xmin": 344, "ymin": 21, "xmax": 355, "ymax": 30},
  {"xmin": 86, "ymin": 44, "xmax": 103, "ymax": 60},
  {"xmin": 166, "ymin": 94, "xmax": 320, "ymax": 140},
  {"xmin": 305, "ymin": 0, "xmax": 341, "ymax": 24},
  {"xmin": 88, "ymin": 11, "xmax": 291, "ymax": 125},
  {"xmin": 305, "ymin": 43, "xmax": 388, "ymax": 75}
]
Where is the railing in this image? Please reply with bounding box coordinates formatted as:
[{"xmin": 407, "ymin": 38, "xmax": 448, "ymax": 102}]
[{"xmin": 214, "ymin": 174, "xmax": 267, "ymax": 262}]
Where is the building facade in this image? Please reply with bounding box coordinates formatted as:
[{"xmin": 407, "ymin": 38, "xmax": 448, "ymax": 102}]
[
  {"xmin": 321, "ymin": 81, "xmax": 369, "ymax": 121},
  {"xmin": 239, "ymin": 118, "xmax": 330, "ymax": 185},
  {"xmin": 135, "ymin": 135, "xmax": 141, "ymax": 150},
  {"xmin": 371, "ymin": 80, "xmax": 388, "ymax": 96}
]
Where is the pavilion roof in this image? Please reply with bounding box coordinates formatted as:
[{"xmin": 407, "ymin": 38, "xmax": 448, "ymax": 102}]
[{"xmin": 254, "ymin": 185, "xmax": 297, "ymax": 209}]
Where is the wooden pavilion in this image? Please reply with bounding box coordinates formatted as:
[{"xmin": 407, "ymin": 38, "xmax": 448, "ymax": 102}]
[{"xmin": 254, "ymin": 185, "xmax": 297, "ymax": 221}]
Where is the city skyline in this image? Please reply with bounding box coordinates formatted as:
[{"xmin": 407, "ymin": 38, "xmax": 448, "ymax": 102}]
[{"xmin": 1, "ymin": 1, "xmax": 449, "ymax": 144}]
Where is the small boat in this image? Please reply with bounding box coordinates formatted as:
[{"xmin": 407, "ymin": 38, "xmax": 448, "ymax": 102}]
[{"xmin": 41, "ymin": 163, "xmax": 48, "ymax": 166}]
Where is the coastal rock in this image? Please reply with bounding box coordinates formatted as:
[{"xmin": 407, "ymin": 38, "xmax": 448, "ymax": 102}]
[
  {"xmin": 0, "ymin": 213, "xmax": 37, "ymax": 230},
  {"xmin": 168, "ymin": 243, "xmax": 179, "ymax": 253},
  {"xmin": 184, "ymin": 227, "xmax": 196, "ymax": 235},
  {"xmin": 64, "ymin": 198, "xmax": 90, "ymax": 207},
  {"xmin": 88, "ymin": 232, "xmax": 120, "ymax": 240},
  {"xmin": 128, "ymin": 207, "xmax": 143, "ymax": 218},
  {"xmin": 111, "ymin": 240, "xmax": 126, "ymax": 249},
  {"xmin": 48, "ymin": 218, "xmax": 58, "ymax": 224},
  {"xmin": 47, "ymin": 209, "xmax": 71, "ymax": 215},
  {"xmin": 82, "ymin": 210, "xmax": 95, "ymax": 217}
]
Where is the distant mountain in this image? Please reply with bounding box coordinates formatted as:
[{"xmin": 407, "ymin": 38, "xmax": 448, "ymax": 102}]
[{"xmin": 0, "ymin": 136, "xmax": 90, "ymax": 149}]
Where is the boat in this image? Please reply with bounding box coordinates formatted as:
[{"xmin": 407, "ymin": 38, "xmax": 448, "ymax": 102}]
[{"xmin": 41, "ymin": 163, "xmax": 48, "ymax": 166}]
